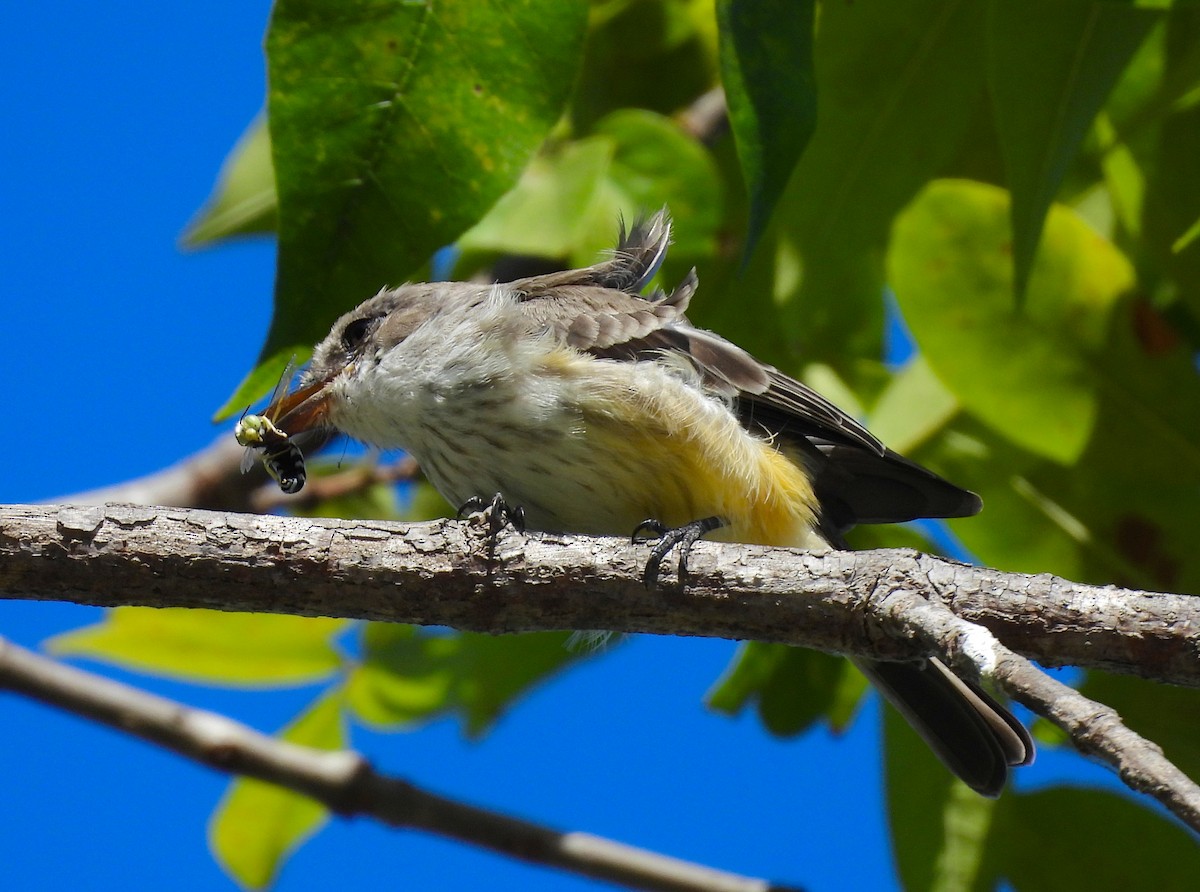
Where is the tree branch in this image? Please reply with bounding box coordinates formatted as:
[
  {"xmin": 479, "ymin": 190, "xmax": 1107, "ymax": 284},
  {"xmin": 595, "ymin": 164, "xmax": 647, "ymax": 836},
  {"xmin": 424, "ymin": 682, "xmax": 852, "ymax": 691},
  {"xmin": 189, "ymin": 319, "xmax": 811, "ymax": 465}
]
[
  {"xmin": 53, "ymin": 432, "xmax": 393, "ymax": 514},
  {"xmin": 3, "ymin": 502, "xmax": 1199, "ymax": 833},
  {"xmin": 1, "ymin": 503, "xmax": 1196, "ymax": 684},
  {"xmin": 54, "ymin": 434, "xmax": 266, "ymax": 511},
  {"xmin": 0, "ymin": 634, "xmax": 799, "ymax": 892},
  {"xmin": 871, "ymin": 579, "xmax": 1200, "ymax": 833}
]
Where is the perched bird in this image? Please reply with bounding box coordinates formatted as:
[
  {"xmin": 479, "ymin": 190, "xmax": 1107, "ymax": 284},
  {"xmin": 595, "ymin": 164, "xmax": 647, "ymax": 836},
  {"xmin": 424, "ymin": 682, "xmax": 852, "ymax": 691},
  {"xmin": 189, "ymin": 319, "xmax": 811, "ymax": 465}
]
[{"xmin": 259, "ymin": 210, "xmax": 1033, "ymax": 796}]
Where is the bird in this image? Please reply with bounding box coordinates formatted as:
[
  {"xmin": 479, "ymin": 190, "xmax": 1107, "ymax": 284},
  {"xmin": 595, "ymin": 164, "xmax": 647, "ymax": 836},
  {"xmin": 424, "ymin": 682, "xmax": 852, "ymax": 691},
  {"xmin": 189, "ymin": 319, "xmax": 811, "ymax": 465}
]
[{"xmin": 257, "ymin": 209, "xmax": 1033, "ymax": 796}]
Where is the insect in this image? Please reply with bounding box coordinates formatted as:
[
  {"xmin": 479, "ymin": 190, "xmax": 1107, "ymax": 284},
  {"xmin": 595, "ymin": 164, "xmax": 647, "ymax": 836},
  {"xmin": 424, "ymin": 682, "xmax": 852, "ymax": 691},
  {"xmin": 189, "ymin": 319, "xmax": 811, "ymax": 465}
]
[{"xmin": 234, "ymin": 360, "xmax": 307, "ymax": 494}]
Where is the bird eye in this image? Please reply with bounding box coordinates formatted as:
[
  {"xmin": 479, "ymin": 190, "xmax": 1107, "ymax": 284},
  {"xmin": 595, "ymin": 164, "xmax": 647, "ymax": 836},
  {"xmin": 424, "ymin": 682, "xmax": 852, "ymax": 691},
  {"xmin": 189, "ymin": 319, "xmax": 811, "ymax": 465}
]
[{"xmin": 341, "ymin": 316, "xmax": 375, "ymax": 351}]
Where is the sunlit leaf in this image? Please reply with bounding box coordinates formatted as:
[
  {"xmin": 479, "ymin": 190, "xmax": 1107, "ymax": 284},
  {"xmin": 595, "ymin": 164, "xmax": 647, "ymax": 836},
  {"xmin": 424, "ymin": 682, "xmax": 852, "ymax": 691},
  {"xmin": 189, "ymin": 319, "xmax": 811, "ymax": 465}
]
[
  {"xmin": 47, "ymin": 608, "xmax": 346, "ymax": 686},
  {"xmin": 346, "ymin": 624, "xmax": 590, "ymax": 737},
  {"xmin": 1093, "ymin": 111, "xmax": 1144, "ymax": 240},
  {"xmin": 767, "ymin": 0, "xmax": 988, "ymax": 374},
  {"xmin": 182, "ymin": 114, "xmax": 277, "ymax": 247},
  {"xmin": 1045, "ymin": 308, "xmax": 1200, "ymax": 592},
  {"xmin": 403, "ymin": 480, "xmax": 455, "ymax": 522},
  {"xmin": 715, "ymin": 0, "xmax": 815, "ymax": 260},
  {"xmin": 457, "ymin": 138, "xmax": 615, "ymax": 261},
  {"xmin": 889, "ymin": 698, "xmax": 1194, "ymax": 891},
  {"xmin": 458, "ymin": 110, "xmax": 721, "ymax": 276},
  {"xmin": 218, "ymin": 0, "xmax": 589, "ymax": 418},
  {"xmin": 1172, "ymin": 214, "xmax": 1200, "ymax": 253},
  {"xmin": 986, "ymin": 0, "xmax": 1159, "ymax": 301},
  {"xmin": 588, "ymin": 109, "xmax": 722, "ymax": 267},
  {"xmin": 922, "ymin": 421, "xmax": 1090, "ymax": 580},
  {"xmin": 889, "ymin": 179, "xmax": 1135, "ymax": 464},
  {"xmin": 1141, "ymin": 13, "xmax": 1200, "ymax": 325},
  {"xmin": 289, "ymin": 459, "xmax": 403, "ymax": 522},
  {"xmin": 868, "ymin": 356, "xmax": 960, "ymax": 455},
  {"xmin": 210, "ymin": 690, "xmax": 345, "ymax": 889},
  {"xmin": 843, "ymin": 522, "xmax": 939, "ymax": 557}
]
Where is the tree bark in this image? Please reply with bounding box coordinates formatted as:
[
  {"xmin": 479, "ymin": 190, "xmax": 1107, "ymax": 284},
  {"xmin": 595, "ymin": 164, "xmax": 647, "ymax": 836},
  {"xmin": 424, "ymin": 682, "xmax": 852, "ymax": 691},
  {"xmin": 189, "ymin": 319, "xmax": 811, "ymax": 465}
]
[
  {"xmin": 4, "ymin": 500, "xmax": 1200, "ymax": 835},
  {"xmin": 1, "ymin": 502, "xmax": 1196, "ymax": 685}
]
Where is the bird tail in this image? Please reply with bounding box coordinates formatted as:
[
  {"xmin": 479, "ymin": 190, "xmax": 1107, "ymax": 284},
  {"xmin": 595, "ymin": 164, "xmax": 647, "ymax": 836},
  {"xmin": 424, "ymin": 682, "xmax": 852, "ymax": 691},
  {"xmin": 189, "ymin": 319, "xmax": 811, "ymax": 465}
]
[{"xmin": 852, "ymin": 656, "xmax": 1034, "ymax": 797}]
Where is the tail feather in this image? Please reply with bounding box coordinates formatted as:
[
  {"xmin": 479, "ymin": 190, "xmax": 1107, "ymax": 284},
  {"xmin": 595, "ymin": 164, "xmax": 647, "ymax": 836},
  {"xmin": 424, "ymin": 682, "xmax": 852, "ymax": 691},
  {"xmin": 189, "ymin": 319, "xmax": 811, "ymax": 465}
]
[{"xmin": 853, "ymin": 656, "xmax": 1034, "ymax": 797}]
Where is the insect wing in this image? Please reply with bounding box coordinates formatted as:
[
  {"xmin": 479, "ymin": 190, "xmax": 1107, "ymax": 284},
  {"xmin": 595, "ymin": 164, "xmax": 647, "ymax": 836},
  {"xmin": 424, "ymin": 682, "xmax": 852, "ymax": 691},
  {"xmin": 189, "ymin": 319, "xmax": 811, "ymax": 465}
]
[
  {"xmin": 264, "ymin": 357, "xmax": 299, "ymax": 424},
  {"xmin": 233, "ymin": 357, "xmax": 301, "ymax": 481}
]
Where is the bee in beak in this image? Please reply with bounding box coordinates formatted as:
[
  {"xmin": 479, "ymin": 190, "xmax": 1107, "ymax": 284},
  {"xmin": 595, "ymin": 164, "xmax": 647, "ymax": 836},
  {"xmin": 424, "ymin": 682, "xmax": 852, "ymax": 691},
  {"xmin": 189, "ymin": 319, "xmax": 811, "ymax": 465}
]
[{"xmin": 234, "ymin": 362, "xmax": 340, "ymax": 494}]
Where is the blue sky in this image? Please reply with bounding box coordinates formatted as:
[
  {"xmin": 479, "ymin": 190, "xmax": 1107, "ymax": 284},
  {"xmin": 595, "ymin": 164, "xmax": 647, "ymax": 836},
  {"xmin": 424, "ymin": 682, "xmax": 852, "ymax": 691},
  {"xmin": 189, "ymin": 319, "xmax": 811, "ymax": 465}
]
[{"xmin": 0, "ymin": 4, "xmax": 1122, "ymax": 891}]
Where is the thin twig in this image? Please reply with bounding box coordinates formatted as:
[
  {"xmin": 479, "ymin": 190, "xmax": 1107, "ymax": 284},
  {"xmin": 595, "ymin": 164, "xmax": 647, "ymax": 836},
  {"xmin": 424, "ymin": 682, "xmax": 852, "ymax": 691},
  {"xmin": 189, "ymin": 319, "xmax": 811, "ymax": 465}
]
[
  {"xmin": 55, "ymin": 430, "xmax": 340, "ymax": 512},
  {"xmin": 872, "ymin": 581, "xmax": 1200, "ymax": 834},
  {"xmin": 677, "ymin": 87, "xmax": 729, "ymax": 146},
  {"xmin": 54, "ymin": 434, "xmax": 261, "ymax": 510},
  {"xmin": 0, "ymin": 634, "xmax": 800, "ymax": 892},
  {"xmin": 249, "ymin": 456, "xmax": 421, "ymax": 513}
]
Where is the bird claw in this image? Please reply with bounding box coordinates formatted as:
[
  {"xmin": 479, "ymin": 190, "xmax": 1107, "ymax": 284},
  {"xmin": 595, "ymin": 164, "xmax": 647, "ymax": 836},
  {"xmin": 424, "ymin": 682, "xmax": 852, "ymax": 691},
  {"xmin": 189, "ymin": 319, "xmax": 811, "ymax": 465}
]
[
  {"xmin": 457, "ymin": 493, "xmax": 526, "ymax": 537},
  {"xmin": 631, "ymin": 516, "xmax": 725, "ymax": 588}
]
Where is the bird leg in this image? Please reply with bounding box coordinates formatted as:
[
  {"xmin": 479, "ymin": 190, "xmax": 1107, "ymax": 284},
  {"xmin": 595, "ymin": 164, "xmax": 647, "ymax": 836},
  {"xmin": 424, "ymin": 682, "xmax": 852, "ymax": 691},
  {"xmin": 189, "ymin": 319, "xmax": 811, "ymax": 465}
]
[
  {"xmin": 632, "ymin": 515, "xmax": 726, "ymax": 588},
  {"xmin": 456, "ymin": 493, "xmax": 526, "ymax": 538}
]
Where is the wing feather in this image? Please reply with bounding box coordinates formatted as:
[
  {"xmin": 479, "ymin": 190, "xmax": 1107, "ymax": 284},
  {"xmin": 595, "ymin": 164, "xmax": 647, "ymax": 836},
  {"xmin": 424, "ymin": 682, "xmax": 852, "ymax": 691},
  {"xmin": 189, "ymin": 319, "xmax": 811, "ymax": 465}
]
[{"xmin": 506, "ymin": 209, "xmax": 980, "ymax": 525}]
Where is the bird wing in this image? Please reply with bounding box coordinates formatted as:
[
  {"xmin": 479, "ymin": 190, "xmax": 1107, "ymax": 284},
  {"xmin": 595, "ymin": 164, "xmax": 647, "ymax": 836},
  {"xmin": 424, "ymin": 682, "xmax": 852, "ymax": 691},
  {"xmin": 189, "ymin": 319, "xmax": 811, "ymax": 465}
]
[{"xmin": 509, "ymin": 212, "xmax": 884, "ymax": 455}]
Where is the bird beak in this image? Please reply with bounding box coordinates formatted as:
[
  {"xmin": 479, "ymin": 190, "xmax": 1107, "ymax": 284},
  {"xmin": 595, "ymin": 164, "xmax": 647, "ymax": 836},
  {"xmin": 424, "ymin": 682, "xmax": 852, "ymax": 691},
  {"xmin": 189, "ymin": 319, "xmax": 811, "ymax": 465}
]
[{"xmin": 265, "ymin": 366, "xmax": 347, "ymax": 436}]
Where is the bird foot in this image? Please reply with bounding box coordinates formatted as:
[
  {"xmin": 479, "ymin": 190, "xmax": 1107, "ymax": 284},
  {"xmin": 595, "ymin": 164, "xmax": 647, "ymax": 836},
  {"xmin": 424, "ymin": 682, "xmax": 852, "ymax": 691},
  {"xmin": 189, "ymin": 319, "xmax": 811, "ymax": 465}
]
[
  {"xmin": 631, "ymin": 516, "xmax": 725, "ymax": 588},
  {"xmin": 457, "ymin": 493, "xmax": 526, "ymax": 537}
]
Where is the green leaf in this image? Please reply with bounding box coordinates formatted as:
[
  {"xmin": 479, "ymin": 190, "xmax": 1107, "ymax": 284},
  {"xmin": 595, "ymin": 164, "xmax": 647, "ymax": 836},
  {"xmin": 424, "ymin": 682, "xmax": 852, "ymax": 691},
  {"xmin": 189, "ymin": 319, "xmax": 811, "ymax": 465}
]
[
  {"xmin": 843, "ymin": 522, "xmax": 938, "ymax": 556},
  {"xmin": 403, "ymin": 479, "xmax": 455, "ymax": 521},
  {"xmin": 888, "ymin": 698, "xmax": 1196, "ymax": 890},
  {"xmin": 986, "ymin": 0, "xmax": 1160, "ymax": 301},
  {"xmin": 889, "ymin": 178, "xmax": 1135, "ymax": 464},
  {"xmin": 1143, "ymin": 12, "xmax": 1200, "ymax": 322},
  {"xmin": 290, "ymin": 459, "xmax": 402, "ymax": 521},
  {"xmin": 1172, "ymin": 213, "xmax": 1200, "ymax": 253},
  {"xmin": 987, "ymin": 787, "xmax": 1199, "ymax": 890},
  {"xmin": 767, "ymin": 0, "xmax": 989, "ymax": 374},
  {"xmin": 707, "ymin": 642, "xmax": 854, "ymax": 737},
  {"xmin": 868, "ymin": 357, "xmax": 960, "ymax": 455},
  {"xmin": 458, "ymin": 110, "xmax": 721, "ymax": 276},
  {"xmin": 217, "ymin": 348, "xmax": 307, "ymax": 423},
  {"xmin": 182, "ymin": 114, "xmax": 277, "ymax": 247},
  {"xmin": 707, "ymin": 642, "xmax": 784, "ymax": 714},
  {"xmin": 885, "ymin": 706, "xmax": 995, "ymax": 892},
  {"xmin": 923, "ymin": 418, "xmax": 1101, "ymax": 582},
  {"xmin": 1079, "ymin": 670, "xmax": 1200, "ymax": 782},
  {"xmin": 588, "ymin": 109, "xmax": 722, "ymax": 266},
  {"xmin": 47, "ymin": 608, "xmax": 346, "ymax": 686},
  {"xmin": 457, "ymin": 137, "xmax": 615, "ymax": 260},
  {"xmin": 916, "ymin": 360, "xmax": 1200, "ymax": 593},
  {"xmin": 210, "ymin": 690, "xmax": 345, "ymax": 889},
  {"xmin": 715, "ymin": 0, "xmax": 815, "ymax": 260},
  {"xmin": 346, "ymin": 624, "xmax": 589, "ymax": 737},
  {"xmin": 221, "ymin": 0, "xmax": 589, "ymax": 417},
  {"xmin": 1043, "ymin": 307, "xmax": 1200, "ymax": 592},
  {"xmin": 570, "ymin": 0, "xmax": 719, "ymax": 132}
]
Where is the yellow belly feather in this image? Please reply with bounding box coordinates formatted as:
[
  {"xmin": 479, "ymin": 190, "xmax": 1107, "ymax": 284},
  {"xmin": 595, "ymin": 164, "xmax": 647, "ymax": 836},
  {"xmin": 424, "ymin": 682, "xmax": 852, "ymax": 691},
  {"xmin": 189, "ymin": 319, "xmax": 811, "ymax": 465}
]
[{"xmin": 540, "ymin": 347, "xmax": 822, "ymax": 549}]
